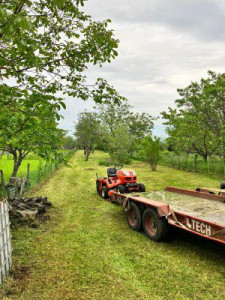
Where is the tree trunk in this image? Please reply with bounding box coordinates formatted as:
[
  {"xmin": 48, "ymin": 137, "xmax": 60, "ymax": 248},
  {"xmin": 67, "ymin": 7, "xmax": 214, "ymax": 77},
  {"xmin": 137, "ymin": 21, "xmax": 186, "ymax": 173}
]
[
  {"xmin": 194, "ymin": 154, "xmax": 198, "ymax": 171},
  {"xmin": 11, "ymin": 162, "xmax": 21, "ymax": 177},
  {"xmin": 11, "ymin": 152, "xmax": 22, "ymax": 177},
  {"xmin": 203, "ymin": 155, "xmax": 208, "ymax": 163},
  {"xmin": 85, "ymin": 149, "xmax": 90, "ymax": 161}
]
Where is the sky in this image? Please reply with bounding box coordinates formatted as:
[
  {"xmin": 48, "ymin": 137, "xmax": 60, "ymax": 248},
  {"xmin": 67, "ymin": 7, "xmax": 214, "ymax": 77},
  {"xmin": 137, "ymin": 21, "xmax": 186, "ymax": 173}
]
[{"xmin": 59, "ymin": 0, "xmax": 225, "ymax": 137}]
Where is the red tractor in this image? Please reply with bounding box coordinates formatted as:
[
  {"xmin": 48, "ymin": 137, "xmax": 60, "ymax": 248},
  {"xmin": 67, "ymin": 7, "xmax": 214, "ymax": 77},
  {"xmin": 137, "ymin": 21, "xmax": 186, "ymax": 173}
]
[{"xmin": 96, "ymin": 165, "xmax": 145, "ymax": 199}]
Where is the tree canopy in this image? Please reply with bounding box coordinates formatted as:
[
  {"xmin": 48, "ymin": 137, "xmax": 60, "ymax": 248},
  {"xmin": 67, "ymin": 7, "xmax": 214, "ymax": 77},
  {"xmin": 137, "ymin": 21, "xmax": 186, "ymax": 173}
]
[
  {"xmin": 0, "ymin": 97, "xmax": 64, "ymax": 176},
  {"xmin": 0, "ymin": 0, "xmax": 125, "ymax": 110},
  {"xmin": 162, "ymin": 71, "xmax": 225, "ymax": 162},
  {"xmin": 75, "ymin": 111, "xmax": 100, "ymax": 161},
  {"xmin": 0, "ymin": 0, "xmax": 126, "ymax": 176}
]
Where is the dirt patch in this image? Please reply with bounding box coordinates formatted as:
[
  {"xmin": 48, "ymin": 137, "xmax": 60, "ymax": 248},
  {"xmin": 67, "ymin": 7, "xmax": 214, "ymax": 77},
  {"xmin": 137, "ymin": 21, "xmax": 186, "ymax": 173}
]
[{"xmin": 13, "ymin": 265, "xmax": 31, "ymax": 281}]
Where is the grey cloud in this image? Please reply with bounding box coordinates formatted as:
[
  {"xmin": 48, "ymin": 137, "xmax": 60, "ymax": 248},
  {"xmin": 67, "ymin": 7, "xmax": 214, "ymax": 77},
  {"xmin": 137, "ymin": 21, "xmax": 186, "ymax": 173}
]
[
  {"xmin": 59, "ymin": 1, "xmax": 225, "ymax": 137},
  {"xmin": 85, "ymin": 0, "xmax": 225, "ymax": 41}
]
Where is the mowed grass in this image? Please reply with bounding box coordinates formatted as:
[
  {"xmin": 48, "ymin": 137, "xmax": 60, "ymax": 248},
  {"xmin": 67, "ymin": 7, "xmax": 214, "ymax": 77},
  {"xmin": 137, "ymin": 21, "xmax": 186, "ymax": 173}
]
[{"xmin": 1, "ymin": 151, "xmax": 225, "ymax": 300}]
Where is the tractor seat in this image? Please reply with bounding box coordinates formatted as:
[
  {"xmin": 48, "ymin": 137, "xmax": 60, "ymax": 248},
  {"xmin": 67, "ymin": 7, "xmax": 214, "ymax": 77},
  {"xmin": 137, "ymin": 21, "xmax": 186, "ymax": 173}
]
[{"xmin": 107, "ymin": 167, "xmax": 117, "ymax": 177}]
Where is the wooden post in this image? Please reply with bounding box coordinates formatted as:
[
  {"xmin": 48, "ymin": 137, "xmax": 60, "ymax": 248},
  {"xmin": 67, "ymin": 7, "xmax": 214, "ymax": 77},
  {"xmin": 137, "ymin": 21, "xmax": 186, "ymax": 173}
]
[
  {"xmin": 0, "ymin": 170, "xmax": 6, "ymax": 196},
  {"xmin": 194, "ymin": 154, "xmax": 198, "ymax": 172},
  {"xmin": 37, "ymin": 160, "xmax": 42, "ymax": 183},
  {"xmin": 44, "ymin": 163, "xmax": 47, "ymax": 175},
  {"xmin": 26, "ymin": 163, "xmax": 30, "ymax": 188},
  {"xmin": 177, "ymin": 153, "xmax": 181, "ymax": 169}
]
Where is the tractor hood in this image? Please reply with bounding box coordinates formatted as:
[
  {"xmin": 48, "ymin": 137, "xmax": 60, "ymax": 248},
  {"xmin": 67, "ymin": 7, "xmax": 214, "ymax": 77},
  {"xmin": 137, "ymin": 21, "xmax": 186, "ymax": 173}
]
[{"xmin": 117, "ymin": 170, "xmax": 136, "ymax": 177}]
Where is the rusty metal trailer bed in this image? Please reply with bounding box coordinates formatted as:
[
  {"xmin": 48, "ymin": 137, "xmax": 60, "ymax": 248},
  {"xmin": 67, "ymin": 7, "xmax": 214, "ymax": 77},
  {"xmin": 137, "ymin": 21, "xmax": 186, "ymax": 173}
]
[{"xmin": 108, "ymin": 187, "xmax": 225, "ymax": 245}]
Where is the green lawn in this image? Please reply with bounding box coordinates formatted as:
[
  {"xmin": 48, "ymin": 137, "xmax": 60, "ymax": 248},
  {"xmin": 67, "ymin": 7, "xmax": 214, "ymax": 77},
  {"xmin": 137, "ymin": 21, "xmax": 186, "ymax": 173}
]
[
  {"xmin": 0, "ymin": 155, "xmax": 41, "ymax": 183},
  {"xmin": 1, "ymin": 151, "xmax": 224, "ymax": 300}
]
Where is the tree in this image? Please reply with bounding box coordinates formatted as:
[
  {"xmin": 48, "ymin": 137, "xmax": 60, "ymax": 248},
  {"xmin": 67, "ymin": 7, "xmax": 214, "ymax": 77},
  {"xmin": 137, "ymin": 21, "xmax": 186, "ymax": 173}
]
[
  {"xmin": 96, "ymin": 102, "xmax": 154, "ymax": 139},
  {"xmin": 108, "ymin": 124, "xmax": 133, "ymax": 165},
  {"xmin": 62, "ymin": 134, "xmax": 76, "ymax": 150},
  {"xmin": 162, "ymin": 71, "xmax": 224, "ymax": 162},
  {"xmin": 75, "ymin": 111, "xmax": 100, "ymax": 161},
  {"xmin": 0, "ymin": 0, "xmax": 126, "ymax": 125},
  {"xmin": 0, "ymin": 98, "xmax": 64, "ymax": 177},
  {"xmin": 140, "ymin": 137, "xmax": 161, "ymax": 171},
  {"xmin": 96, "ymin": 102, "xmax": 154, "ymax": 158},
  {"xmin": 0, "ymin": 0, "xmax": 126, "ymax": 175},
  {"xmin": 128, "ymin": 112, "xmax": 154, "ymax": 140},
  {"xmin": 96, "ymin": 102, "xmax": 131, "ymax": 135}
]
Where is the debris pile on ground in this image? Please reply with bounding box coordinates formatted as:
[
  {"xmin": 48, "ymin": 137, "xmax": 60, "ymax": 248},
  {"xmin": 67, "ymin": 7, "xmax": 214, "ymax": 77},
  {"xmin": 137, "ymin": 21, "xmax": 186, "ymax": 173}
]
[{"xmin": 8, "ymin": 196, "xmax": 52, "ymax": 224}]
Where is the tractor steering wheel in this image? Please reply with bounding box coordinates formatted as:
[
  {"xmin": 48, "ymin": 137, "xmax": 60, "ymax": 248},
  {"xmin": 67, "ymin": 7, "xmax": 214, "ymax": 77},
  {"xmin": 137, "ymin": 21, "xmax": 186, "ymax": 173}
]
[{"xmin": 115, "ymin": 164, "xmax": 123, "ymax": 170}]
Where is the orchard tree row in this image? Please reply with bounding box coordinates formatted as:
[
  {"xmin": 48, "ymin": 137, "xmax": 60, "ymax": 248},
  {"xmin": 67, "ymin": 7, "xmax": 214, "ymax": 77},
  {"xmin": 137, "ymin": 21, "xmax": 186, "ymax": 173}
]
[
  {"xmin": 162, "ymin": 71, "xmax": 225, "ymax": 163},
  {"xmin": 74, "ymin": 101, "xmax": 161, "ymax": 170},
  {"xmin": 75, "ymin": 71, "xmax": 225, "ymax": 171}
]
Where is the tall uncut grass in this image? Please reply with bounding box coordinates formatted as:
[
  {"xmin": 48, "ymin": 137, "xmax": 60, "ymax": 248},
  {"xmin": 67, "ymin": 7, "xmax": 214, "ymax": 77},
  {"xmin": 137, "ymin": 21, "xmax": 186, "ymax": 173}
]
[
  {"xmin": 160, "ymin": 151, "xmax": 225, "ymax": 176},
  {"xmin": 0, "ymin": 149, "xmax": 76, "ymax": 199}
]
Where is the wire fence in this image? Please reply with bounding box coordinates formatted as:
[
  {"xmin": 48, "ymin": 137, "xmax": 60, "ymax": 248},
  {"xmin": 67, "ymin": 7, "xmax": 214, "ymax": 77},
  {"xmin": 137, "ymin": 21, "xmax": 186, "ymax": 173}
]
[
  {"xmin": 0, "ymin": 149, "xmax": 76, "ymax": 284},
  {"xmin": 0, "ymin": 149, "xmax": 76, "ymax": 201},
  {"xmin": 160, "ymin": 152, "xmax": 225, "ymax": 176},
  {"xmin": 0, "ymin": 199, "xmax": 12, "ymax": 284}
]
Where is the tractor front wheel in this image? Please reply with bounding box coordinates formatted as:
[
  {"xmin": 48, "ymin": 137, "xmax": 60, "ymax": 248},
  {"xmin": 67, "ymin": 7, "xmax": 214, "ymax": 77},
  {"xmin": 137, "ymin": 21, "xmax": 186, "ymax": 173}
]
[
  {"xmin": 142, "ymin": 208, "xmax": 168, "ymax": 242},
  {"xmin": 118, "ymin": 185, "xmax": 126, "ymax": 194},
  {"xmin": 220, "ymin": 182, "xmax": 225, "ymax": 189},
  {"xmin": 101, "ymin": 186, "xmax": 109, "ymax": 199},
  {"xmin": 139, "ymin": 183, "xmax": 146, "ymax": 192},
  {"xmin": 126, "ymin": 202, "xmax": 142, "ymax": 231}
]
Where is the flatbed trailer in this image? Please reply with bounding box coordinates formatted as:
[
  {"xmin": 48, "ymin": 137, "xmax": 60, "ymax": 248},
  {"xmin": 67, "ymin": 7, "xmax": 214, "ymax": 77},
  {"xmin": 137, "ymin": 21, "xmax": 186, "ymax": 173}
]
[{"xmin": 108, "ymin": 187, "xmax": 225, "ymax": 244}]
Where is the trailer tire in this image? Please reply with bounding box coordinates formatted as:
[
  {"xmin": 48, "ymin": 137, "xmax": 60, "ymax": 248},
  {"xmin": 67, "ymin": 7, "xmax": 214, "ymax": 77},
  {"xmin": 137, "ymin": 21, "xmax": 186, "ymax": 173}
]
[
  {"xmin": 126, "ymin": 202, "xmax": 142, "ymax": 231},
  {"xmin": 142, "ymin": 208, "xmax": 168, "ymax": 242},
  {"xmin": 139, "ymin": 183, "xmax": 146, "ymax": 192},
  {"xmin": 101, "ymin": 186, "xmax": 109, "ymax": 199},
  {"xmin": 118, "ymin": 185, "xmax": 126, "ymax": 194}
]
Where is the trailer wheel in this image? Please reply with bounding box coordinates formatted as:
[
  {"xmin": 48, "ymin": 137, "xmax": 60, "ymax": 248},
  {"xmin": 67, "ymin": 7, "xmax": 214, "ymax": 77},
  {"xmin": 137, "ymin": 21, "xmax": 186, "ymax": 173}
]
[
  {"xmin": 142, "ymin": 208, "xmax": 168, "ymax": 242},
  {"xmin": 126, "ymin": 202, "xmax": 142, "ymax": 231},
  {"xmin": 101, "ymin": 186, "xmax": 109, "ymax": 199}
]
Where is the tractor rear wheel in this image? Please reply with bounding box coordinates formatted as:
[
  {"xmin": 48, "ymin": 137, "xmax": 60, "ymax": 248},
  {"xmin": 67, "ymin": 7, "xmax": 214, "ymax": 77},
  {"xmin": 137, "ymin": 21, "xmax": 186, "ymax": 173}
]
[
  {"xmin": 126, "ymin": 202, "xmax": 142, "ymax": 231},
  {"xmin": 139, "ymin": 183, "xmax": 146, "ymax": 192},
  {"xmin": 118, "ymin": 185, "xmax": 126, "ymax": 194},
  {"xmin": 142, "ymin": 208, "xmax": 168, "ymax": 242},
  {"xmin": 101, "ymin": 186, "xmax": 109, "ymax": 199},
  {"xmin": 96, "ymin": 181, "xmax": 101, "ymax": 195}
]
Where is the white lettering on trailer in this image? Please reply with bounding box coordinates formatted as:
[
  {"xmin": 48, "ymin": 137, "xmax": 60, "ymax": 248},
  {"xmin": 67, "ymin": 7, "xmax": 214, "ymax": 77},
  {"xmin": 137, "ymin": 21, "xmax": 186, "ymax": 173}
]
[{"xmin": 186, "ymin": 218, "xmax": 211, "ymax": 236}]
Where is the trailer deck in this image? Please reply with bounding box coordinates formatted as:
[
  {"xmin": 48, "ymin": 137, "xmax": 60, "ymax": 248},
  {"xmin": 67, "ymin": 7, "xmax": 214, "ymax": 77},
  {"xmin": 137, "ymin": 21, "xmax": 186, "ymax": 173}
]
[
  {"xmin": 109, "ymin": 187, "xmax": 225, "ymax": 244},
  {"xmin": 128, "ymin": 191, "xmax": 225, "ymax": 227}
]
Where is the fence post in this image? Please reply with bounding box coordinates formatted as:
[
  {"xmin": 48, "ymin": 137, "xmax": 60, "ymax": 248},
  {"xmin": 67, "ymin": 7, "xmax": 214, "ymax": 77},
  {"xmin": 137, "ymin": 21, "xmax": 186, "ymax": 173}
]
[
  {"xmin": 194, "ymin": 154, "xmax": 198, "ymax": 172},
  {"xmin": 44, "ymin": 163, "xmax": 47, "ymax": 176},
  {"xmin": 177, "ymin": 154, "xmax": 181, "ymax": 169},
  {"xmin": 26, "ymin": 163, "xmax": 30, "ymax": 188},
  {"xmin": 0, "ymin": 199, "xmax": 12, "ymax": 284},
  {"xmin": 207, "ymin": 157, "xmax": 210, "ymax": 173},
  {"xmin": 0, "ymin": 170, "xmax": 6, "ymax": 195},
  {"xmin": 37, "ymin": 161, "xmax": 42, "ymax": 183}
]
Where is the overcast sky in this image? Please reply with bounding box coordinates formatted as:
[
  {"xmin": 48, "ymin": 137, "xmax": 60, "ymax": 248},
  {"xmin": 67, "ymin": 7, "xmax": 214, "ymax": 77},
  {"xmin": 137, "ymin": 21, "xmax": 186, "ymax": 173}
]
[{"xmin": 59, "ymin": 0, "xmax": 225, "ymax": 137}]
